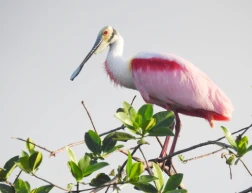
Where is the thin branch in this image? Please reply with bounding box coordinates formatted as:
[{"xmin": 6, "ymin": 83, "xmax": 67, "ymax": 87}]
[
  {"xmin": 81, "ymin": 101, "xmax": 97, "ymax": 133},
  {"xmin": 130, "ymin": 95, "xmax": 137, "ymax": 105},
  {"xmin": 99, "ymin": 125, "xmax": 125, "ymax": 137},
  {"xmin": 215, "ymin": 123, "xmax": 252, "ymax": 142},
  {"xmin": 239, "ymin": 159, "xmax": 252, "ymax": 176},
  {"xmin": 183, "ymin": 148, "xmax": 224, "ymax": 163},
  {"xmin": 13, "ymin": 170, "xmax": 22, "ymax": 184},
  {"xmin": 32, "ymin": 173, "xmax": 68, "ymax": 191},
  {"xmin": 240, "ymin": 124, "xmax": 252, "ymax": 136},
  {"xmin": 87, "ymin": 178, "xmax": 122, "ymax": 193},
  {"xmin": 139, "ymin": 146, "xmax": 153, "ymax": 175},
  {"xmin": 119, "ymin": 144, "xmax": 142, "ymax": 174},
  {"xmin": 238, "ymin": 186, "xmax": 252, "ymax": 193},
  {"xmin": 51, "ymin": 125, "xmax": 125, "ymax": 156},
  {"xmin": 50, "ymin": 140, "xmax": 84, "ymax": 157},
  {"xmin": 77, "ymin": 182, "xmax": 79, "ymax": 193},
  {"xmin": 104, "ymin": 185, "xmax": 110, "ymax": 193},
  {"xmin": 118, "ymin": 149, "xmax": 142, "ymax": 162},
  {"xmin": 157, "ymin": 141, "xmax": 233, "ymax": 162},
  {"xmin": 223, "ymin": 155, "xmax": 232, "ymax": 179},
  {"xmin": 12, "ymin": 137, "xmax": 54, "ymax": 155}
]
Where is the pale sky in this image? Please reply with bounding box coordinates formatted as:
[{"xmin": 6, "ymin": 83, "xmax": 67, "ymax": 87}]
[{"xmin": 1, "ymin": 1, "xmax": 252, "ymax": 193}]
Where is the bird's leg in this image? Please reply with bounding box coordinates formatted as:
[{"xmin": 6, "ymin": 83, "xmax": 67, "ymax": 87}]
[
  {"xmin": 159, "ymin": 122, "xmax": 175, "ymax": 158},
  {"xmin": 169, "ymin": 111, "xmax": 181, "ymax": 155}
]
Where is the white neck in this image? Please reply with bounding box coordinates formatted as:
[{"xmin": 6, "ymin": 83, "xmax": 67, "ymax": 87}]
[{"xmin": 105, "ymin": 36, "xmax": 136, "ymax": 90}]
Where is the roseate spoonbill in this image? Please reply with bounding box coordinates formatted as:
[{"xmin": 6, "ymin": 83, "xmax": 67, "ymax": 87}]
[{"xmin": 70, "ymin": 26, "xmax": 234, "ymax": 157}]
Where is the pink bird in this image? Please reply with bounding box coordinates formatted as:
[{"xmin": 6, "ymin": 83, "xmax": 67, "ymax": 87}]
[{"xmin": 70, "ymin": 26, "xmax": 234, "ymax": 157}]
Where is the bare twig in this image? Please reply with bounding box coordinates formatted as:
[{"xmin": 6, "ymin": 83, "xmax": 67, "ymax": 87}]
[
  {"xmin": 51, "ymin": 125, "xmax": 125, "ymax": 156},
  {"xmin": 12, "ymin": 137, "xmax": 54, "ymax": 155},
  {"xmin": 139, "ymin": 146, "xmax": 153, "ymax": 175},
  {"xmin": 215, "ymin": 123, "xmax": 252, "ymax": 142},
  {"xmin": 183, "ymin": 148, "xmax": 224, "ymax": 163},
  {"xmin": 104, "ymin": 185, "xmax": 110, "ymax": 193},
  {"xmin": 99, "ymin": 125, "xmax": 125, "ymax": 137},
  {"xmin": 157, "ymin": 141, "xmax": 233, "ymax": 162},
  {"xmin": 32, "ymin": 173, "xmax": 68, "ymax": 191},
  {"xmin": 88, "ymin": 178, "xmax": 122, "ymax": 193},
  {"xmin": 81, "ymin": 101, "xmax": 97, "ymax": 133},
  {"xmin": 238, "ymin": 186, "xmax": 252, "ymax": 193},
  {"xmin": 240, "ymin": 124, "xmax": 252, "ymax": 136},
  {"xmin": 118, "ymin": 149, "xmax": 142, "ymax": 162},
  {"xmin": 223, "ymin": 155, "xmax": 232, "ymax": 179},
  {"xmin": 130, "ymin": 95, "xmax": 137, "ymax": 105},
  {"xmin": 13, "ymin": 170, "xmax": 22, "ymax": 184},
  {"xmin": 50, "ymin": 140, "xmax": 84, "ymax": 157},
  {"xmin": 51, "ymin": 95, "xmax": 139, "ymax": 156},
  {"xmin": 77, "ymin": 182, "xmax": 79, "ymax": 193},
  {"xmin": 239, "ymin": 159, "xmax": 252, "ymax": 176},
  {"xmin": 119, "ymin": 144, "xmax": 142, "ymax": 174}
]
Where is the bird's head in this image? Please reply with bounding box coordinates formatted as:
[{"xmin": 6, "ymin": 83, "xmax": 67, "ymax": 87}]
[{"xmin": 70, "ymin": 25, "xmax": 118, "ymax": 81}]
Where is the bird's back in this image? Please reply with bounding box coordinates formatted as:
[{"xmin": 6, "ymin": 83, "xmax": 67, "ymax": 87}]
[{"xmin": 131, "ymin": 52, "xmax": 234, "ymax": 126}]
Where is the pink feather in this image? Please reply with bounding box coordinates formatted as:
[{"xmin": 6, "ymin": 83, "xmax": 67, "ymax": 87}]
[{"xmin": 131, "ymin": 52, "xmax": 234, "ymax": 127}]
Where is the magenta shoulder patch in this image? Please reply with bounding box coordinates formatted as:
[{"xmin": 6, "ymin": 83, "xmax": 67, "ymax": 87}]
[{"xmin": 131, "ymin": 58, "xmax": 183, "ymax": 72}]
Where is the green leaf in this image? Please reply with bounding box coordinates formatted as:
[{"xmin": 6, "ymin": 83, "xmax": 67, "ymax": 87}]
[
  {"xmin": 138, "ymin": 175, "xmax": 158, "ymax": 183},
  {"xmin": 137, "ymin": 138, "xmax": 149, "ymax": 145},
  {"xmin": 152, "ymin": 163, "xmax": 164, "ymax": 191},
  {"xmin": 123, "ymin": 101, "xmax": 132, "ymax": 113},
  {"xmin": 237, "ymin": 136, "xmax": 249, "ymax": 156},
  {"xmin": 134, "ymin": 114, "xmax": 143, "ymax": 128},
  {"xmin": 35, "ymin": 185, "xmax": 53, "ymax": 193},
  {"xmin": 129, "ymin": 162, "xmax": 144, "ymax": 180},
  {"xmin": 26, "ymin": 138, "xmax": 35, "ymax": 154},
  {"xmin": 163, "ymin": 189, "xmax": 187, "ymax": 193},
  {"xmin": 65, "ymin": 146, "xmax": 78, "ymax": 164},
  {"xmin": 126, "ymin": 152, "xmax": 132, "ymax": 177},
  {"xmin": 29, "ymin": 151, "xmax": 43, "ymax": 172},
  {"xmin": 153, "ymin": 111, "xmax": 174, "ymax": 128},
  {"xmin": 115, "ymin": 112, "xmax": 133, "ymax": 126},
  {"xmin": 102, "ymin": 133, "xmax": 117, "ymax": 153},
  {"xmin": 164, "ymin": 173, "xmax": 183, "ymax": 191},
  {"xmin": 133, "ymin": 182, "xmax": 158, "ymax": 193},
  {"xmin": 67, "ymin": 183, "xmax": 74, "ymax": 191},
  {"xmin": 0, "ymin": 168, "xmax": 7, "ymax": 181},
  {"xmin": 3, "ymin": 155, "xmax": 19, "ymax": 179},
  {"xmin": 109, "ymin": 169, "xmax": 115, "ymax": 176},
  {"xmin": 138, "ymin": 104, "xmax": 153, "ymax": 121},
  {"xmin": 78, "ymin": 154, "xmax": 90, "ymax": 172},
  {"xmin": 246, "ymin": 145, "xmax": 252, "ymax": 153},
  {"xmin": 226, "ymin": 155, "xmax": 236, "ymax": 165},
  {"xmin": 85, "ymin": 130, "xmax": 102, "ymax": 154},
  {"xmin": 103, "ymin": 145, "xmax": 124, "ymax": 156},
  {"xmin": 0, "ymin": 183, "xmax": 14, "ymax": 193},
  {"xmin": 83, "ymin": 162, "xmax": 109, "ymax": 177},
  {"xmin": 21, "ymin": 151, "xmax": 29, "ymax": 157},
  {"xmin": 145, "ymin": 118, "xmax": 156, "ymax": 132},
  {"xmin": 68, "ymin": 161, "xmax": 83, "ymax": 182},
  {"xmin": 17, "ymin": 156, "xmax": 31, "ymax": 173},
  {"xmin": 111, "ymin": 132, "xmax": 136, "ymax": 142},
  {"xmin": 123, "ymin": 101, "xmax": 137, "ymax": 119},
  {"xmin": 148, "ymin": 126, "xmax": 174, "ymax": 136},
  {"xmin": 30, "ymin": 189, "xmax": 38, "ymax": 193},
  {"xmin": 221, "ymin": 126, "xmax": 237, "ymax": 149},
  {"xmin": 90, "ymin": 173, "xmax": 111, "ymax": 187},
  {"xmin": 178, "ymin": 155, "xmax": 184, "ymax": 162},
  {"xmin": 14, "ymin": 179, "xmax": 30, "ymax": 193}
]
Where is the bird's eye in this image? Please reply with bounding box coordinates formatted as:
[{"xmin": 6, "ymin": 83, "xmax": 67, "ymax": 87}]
[{"xmin": 103, "ymin": 30, "xmax": 108, "ymax": 35}]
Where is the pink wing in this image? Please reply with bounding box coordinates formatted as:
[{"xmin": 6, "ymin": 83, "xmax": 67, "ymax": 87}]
[{"xmin": 131, "ymin": 52, "xmax": 234, "ymax": 124}]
